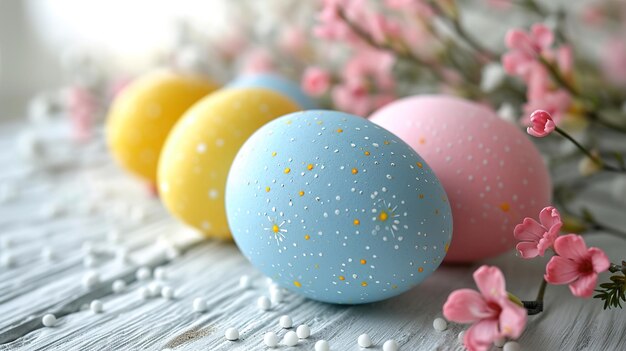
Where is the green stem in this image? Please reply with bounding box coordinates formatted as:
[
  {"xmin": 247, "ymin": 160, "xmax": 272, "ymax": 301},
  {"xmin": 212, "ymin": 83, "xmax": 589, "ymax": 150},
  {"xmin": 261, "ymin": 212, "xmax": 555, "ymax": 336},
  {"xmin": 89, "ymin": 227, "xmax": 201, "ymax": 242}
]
[
  {"xmin": 538, "ymin": 56, "xmax": 581, "ymax": 98},
  {"xmin": 554, "ymin": 126, "xmax": 623, "ymax": 173},
  {"xmin": 536, "ymin": 279, "xmax": 547, "ymax": 302}
]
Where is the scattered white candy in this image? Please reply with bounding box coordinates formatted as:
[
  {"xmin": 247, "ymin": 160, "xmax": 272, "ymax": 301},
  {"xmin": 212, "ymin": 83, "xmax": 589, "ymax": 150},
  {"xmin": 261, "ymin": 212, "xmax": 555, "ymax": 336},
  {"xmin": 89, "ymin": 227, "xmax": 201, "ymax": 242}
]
[
  {"xmin": 154, "ymin": 267, "xmax": 167, "ymax": 280},
  {"xmin": 90, "ymin": 300, "xmax": 103, "ymax": 313},
  {"xmin": 136, "ymin": 267, "xmax": 151, "ymax": 281},
  {"xmin": 433, "ymin": 317, "xmax": 448, "ymax": 331},
  {"xmin": 161, "ymin": 286, "xmax": 174, "ymax": 299},
  {"xmin": 112, "ymin": 280, "xmax": 126, "ymax": 293},
  {"xmin": 315, "ymin": 340, "xmax": 330, "ymax": 351},
  {"xmin": 279, "ymin": 315, "xmax": 293, "ymax": 329},
  {"xmin": 82, "ymin": 271, "xmax": 100, "ymax": 289},
  {"xmin": 165, "ymin": 246, "xmax": 181, "ymax": 260},
  {"xmin": 1, "ymin": 253, "xmax": 15, "ymax": 268},
  {"xmin": 225, "ymin": 327, "xmax": 239, "ymax": 341},
  {"xmin": 264, "ymin": 332, "xmax": 279, "ymax": 348},
  {"xmin": 148, "ymin": 281, "xmax": 162, "ymax": 297},
  {"xmin": 494, "ymin": 337, "xmax": 506, "ymax": 347},
  {"xmin": 239, "ymin": 275, "xmax": 251, "ymax": 289},
  {"xmin": 358, "ymin": 333, "xmax": 372, "ymax": 348},
  {"xmin": 503, "ymin": 341, "xmax": 521, "ymax": 351},
  {"xmin": 42, "ymin": 314, "xmax": 57, "ymax": 327},
  {"xmin": 282, "ymin": 331, "xmax": 298, "ymax": 347},
  {"xmin": 193, "ymin": 297, "xmax": 207, "ymax": 312},
  {"xmin": 257, "ymin": 296, "xmax": 271, "ymax": 311},
  {"xmin": 270, "ymin": 289, "xmax": 283, "ymax": 304},
  {"xmin": 458, "ymin": 331, "xmax": 465, "ymax": 342},
  {"xmin": 266, "ymin": 277, "xmax": 274, "ymax": 285},
  {"xmin": 138, "ymin": 286, "xmax": 151, "ymax": 300},
  {"xmin": 296, "ymin": 324, "xmax": 310, "ymax": 339},
  {"xmin": 83, "ymin": 255, "xmax": 97, "ymax": 268},
  {"xmin": 383, "ymin": 339, "xmax": 399, "ymax": 351},
  {"xmin": 41, "ymin": 247, "xmax": 55, "ymax": 261}
]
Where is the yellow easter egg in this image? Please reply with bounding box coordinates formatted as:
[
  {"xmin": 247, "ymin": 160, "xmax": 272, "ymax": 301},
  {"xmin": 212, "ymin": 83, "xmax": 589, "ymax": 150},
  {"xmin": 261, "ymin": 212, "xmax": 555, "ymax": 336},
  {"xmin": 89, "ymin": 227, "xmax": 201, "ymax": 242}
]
[
  {"xmin": 158, "ymin": 88, "xmax": 300, "ymax": 239},
  {"xmin": 106, "ymin": 70, "xmax": 219, "ymax": 184}
]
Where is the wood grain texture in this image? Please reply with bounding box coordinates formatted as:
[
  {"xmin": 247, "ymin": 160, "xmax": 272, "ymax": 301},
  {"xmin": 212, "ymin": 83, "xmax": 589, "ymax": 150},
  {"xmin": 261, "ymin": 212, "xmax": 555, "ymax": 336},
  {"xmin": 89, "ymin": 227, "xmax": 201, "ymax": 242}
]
[{"xmin": 0, "ymin": 121, "xmax": 624, "ymax": 351}]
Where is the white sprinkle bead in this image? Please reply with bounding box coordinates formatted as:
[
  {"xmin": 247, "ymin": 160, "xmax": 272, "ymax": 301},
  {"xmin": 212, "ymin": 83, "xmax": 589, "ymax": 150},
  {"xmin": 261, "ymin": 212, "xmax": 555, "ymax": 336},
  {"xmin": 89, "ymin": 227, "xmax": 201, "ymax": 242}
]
[
  {"xmin": 1, "ymin": 253, "xmax": 15, "ymax": 268},
  {"xmin": 279, "ymin": 315, "xmax": 293, "ymax": 329},
  {"xmin": 225, "ymin": 327, "xmax": 239, "ymax": 341},
  {"xmin": 282, "ymin": 331, "xmax": 298, "ymax": 347},
  {"xmin": 193, "ymin": 297, "xmax": 207, "ymax": 312},
  {"xmin": 161, "ymin": 286, "xmax": 174, "ymax": 299},
  {"xmin": 138, "ymin": 286, "xmax": 151, "ymax": 299},
  {"xmin": 148, "ymin": 282, "xmax": 162, "ymax": 297},
  {"xmin": 136, "ymin": 267, "xmax": 151, "ymax": 281},
  {"xmin": 296, "ymin": 324, "xmax": 310, "ymax": 339},
  {"xmin": 82, "ymin": 271, "xmax": 100, "ymax": 289},
  {"xmin": 82, "ymin": 241, "xmax": 96, "ymax": 255},
  {"xmin": 239, "ymin": 275, "xmax": 251, "ymax": 289},
  {"xmin": 42, "ymin": 314, "xmax": 57, "ymax": 327},
  {"xmin": 494, "ymin": 337, "xmax": 506, "ymax": 347},
  {"xmin": 83, "ymin": 255, "xmax": 97, "ymax": 268},
  {"xmin": 503, "ymin": 341, "xmax": 521, "ymax": 351},
  {"xmin": 257, "ymin": 296, "xmax": 271, "ymax": 311},
  {"xmin": 107, "ymin": 229, "xmax": 121, "ymax": 243},
  {"xmin": 90, "ymin": 300, "xmax": 103, "ymax": 313},
  {"xmin": 458, "ymin": 331, "xmax": 465, "ymax": 342},
  {"xmin": 116, "ymin": 248, "xmax": 130, "ymax": 264},
  {"xmin": 358, "ymin": 333, "xmax": 372, "ymax": 348},
  {"xmin": 270, "ymin": 289, "xmax": 283, "ymax": 304},
  {"xmin": 315, "ymin": 340, "xmax": 330, "ymax": 351},
  {"xmin": 433, "ymin": 317, "xmax": 448, "ymax": 331},
  {"xmin": 112, "ymin": 280, "xmax": 126, "ymax": 293},
  {"xmin": 383, "ymin": 339, "xmax": 399, "ymax": 351},
  {"xmin": 264, "ymin": 332, "xmax": 279, "ymax": 348},
  {"xmin": 154, "ymin": 267, "xmax": 167, "ymax": 280}
]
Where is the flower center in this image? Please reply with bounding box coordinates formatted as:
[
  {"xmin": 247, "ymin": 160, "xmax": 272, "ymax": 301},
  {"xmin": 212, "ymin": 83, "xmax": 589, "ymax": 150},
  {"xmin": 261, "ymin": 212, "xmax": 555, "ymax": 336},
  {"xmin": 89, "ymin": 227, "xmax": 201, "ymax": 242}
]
[
  {"xmin": 486, "ymin": 301, "xmax": 503, "ymax": 317},
  {"xmin": 272, "ymin": 224, "xmax": 279, "ymax": 233},
  {"xmin": 578, "ymin": 258, "xmax": 594, "ymax": 274}
]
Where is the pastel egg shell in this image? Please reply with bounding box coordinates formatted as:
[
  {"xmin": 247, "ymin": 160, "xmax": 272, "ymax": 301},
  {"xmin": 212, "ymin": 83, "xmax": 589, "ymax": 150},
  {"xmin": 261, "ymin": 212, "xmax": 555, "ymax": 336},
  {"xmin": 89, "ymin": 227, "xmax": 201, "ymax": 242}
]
[
  {"xmin": 369, "ymin": 95, "xmax": 551, "ymax": 263},
  {"xmin": 158, "ymin": 88, "xmax": 300, "ymax": 239},
  {"xmin": 226, "ymin": 110, "xmax": 453, "ymax": 304},
  {"xmin": 106, "ymin": 70, "xmax": 219, "ymax": 183},
  {"xmin": 227, "ymin": 73, "xmax": 318, "ymax": 110}
]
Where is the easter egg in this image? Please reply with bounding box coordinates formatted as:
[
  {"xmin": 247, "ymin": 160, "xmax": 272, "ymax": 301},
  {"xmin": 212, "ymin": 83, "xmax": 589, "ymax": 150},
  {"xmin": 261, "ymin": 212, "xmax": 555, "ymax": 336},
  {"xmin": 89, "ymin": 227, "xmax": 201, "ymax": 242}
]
[
  {"xmin": 369, "ymin": 95, "xmax": 551, "ymax": 263},
  {"xmin": 158, "ymin": 88, "xmax": 300, "ymax": 239},
  {"xmin": 106, "ymin": 70, "xmax": 219, "ymax": 183},
  {"xmin": 228, "ymin": 73, "xmax": 317, "ymax": 110},
  {"xmin": 225, "ymin": 110, "xmax": 452, "ymax": 304}
]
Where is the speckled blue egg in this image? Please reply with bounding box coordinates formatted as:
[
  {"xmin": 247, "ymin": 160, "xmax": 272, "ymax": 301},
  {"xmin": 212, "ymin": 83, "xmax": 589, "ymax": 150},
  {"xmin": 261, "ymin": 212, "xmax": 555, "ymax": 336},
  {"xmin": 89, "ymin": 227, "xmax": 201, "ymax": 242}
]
[
  {"xmin": 227, "ymin": 73, "xmax": 317, "ymax": 110},
  {"xmin": 225, "ymin": 110, "xmax": 452, "ymax": 304}
]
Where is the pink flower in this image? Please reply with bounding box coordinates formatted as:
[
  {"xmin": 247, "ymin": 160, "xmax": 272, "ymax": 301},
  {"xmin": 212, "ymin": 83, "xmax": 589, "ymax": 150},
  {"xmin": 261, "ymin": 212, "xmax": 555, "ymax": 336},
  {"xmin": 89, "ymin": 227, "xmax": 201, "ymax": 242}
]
[
  {"xmin": 545, "ymin": 234, "xmax": 610, "ymax": 298},
  {"xmin": 279, "ymin": 27, "xmax": 307, "ymax": 55},
  {"xmin": 601, "ymin": 38, "xmax": 626, "ymax": 86},
  {"xmin": 502, "ymin": 24, "xmax": 554, "ymax": 80},
  {"xmin": 302, "ymin": 67, "xmax": 332, "ymax": 97},
  {"xmin": 526, "ymin": 110, "xmax": 556, "ymax": 137},
  {"xmin": 443, "ymin": 266, "xmax": 527, "ymax": 351},
  {"xmin": 331, "ymin": 82, "xmax": 372, "ymax": 116},
  {"xmin": 523, "ymin": 91, "xmax": 571, "ymax": 124},
  {"xmin": 514, "ymin": 206, "xmax": 562, "ymax": 258},
  {"xmin": 240, "ymin": 49, "xmax": 275, "ymax": 74}
]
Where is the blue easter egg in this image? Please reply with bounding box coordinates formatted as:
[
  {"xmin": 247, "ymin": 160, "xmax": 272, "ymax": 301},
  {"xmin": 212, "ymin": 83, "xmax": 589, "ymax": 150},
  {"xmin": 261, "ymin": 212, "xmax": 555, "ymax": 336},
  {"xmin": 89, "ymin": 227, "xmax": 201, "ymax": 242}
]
[
  {"xmin": 225, "ymin": 110, "xmax": 452, "ymax": 304},
  {"xmin": 227, "ymin": 73, "xmax": 318, "ymax": 110}
]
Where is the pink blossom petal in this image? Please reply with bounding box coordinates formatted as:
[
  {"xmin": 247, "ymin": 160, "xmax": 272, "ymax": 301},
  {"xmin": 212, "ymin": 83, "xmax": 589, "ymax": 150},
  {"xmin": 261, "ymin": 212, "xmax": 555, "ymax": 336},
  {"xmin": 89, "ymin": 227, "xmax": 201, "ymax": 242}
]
[
  {"xmin": 545, "ymin": 256, "xmax": 580, "ymax": 285},
  {"xmin": 498, "ymin": 299, "xmax": 527, "ymax": 339},
  {"xmin": 443, "ymin": 289, "xmax": 494, "ymax": 323},
  {"xmin": 539, "ymin": 206, "xmax": 562, "ymax": 229},
  {"xmin": 568, "ymin": 274, "xmax": 598, "ymax": 298},
  {"xmin": 531, "ymin": 23, "xmax": 554, "ymax": 50},
  {"xmin": 516, "ymin": 241, "xmax": 540, "ymax": 259},
  {"xmin": 513, "ymin": 218, "xmax": 546, "ymax": 241},
  {"xmin": 588, "ymin": 247, "xmax": 610, "ymax": 273},
  {"xmin": 474, "ymin": 266, "xmax": 507, "ymax": 300},
  {"xmin": 464, "ymin": 319, "xmax": 500, "ymax": 351},
  {"xmin": 505, "ymin": 29, "xmax": 531, "ymax": 51},
  {"xmin": 553, "ymin": 234, "xmax": 589, "ymax": 260}
]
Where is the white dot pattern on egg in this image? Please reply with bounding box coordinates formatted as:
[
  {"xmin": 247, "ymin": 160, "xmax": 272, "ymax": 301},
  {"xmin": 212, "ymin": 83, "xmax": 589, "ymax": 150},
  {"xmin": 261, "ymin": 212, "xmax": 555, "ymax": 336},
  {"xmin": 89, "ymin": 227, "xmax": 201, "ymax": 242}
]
[
  {"xmin": 370, "ymin": 95, "xmax": 552, "ymax": 262},
  {"xmin": 226, "ymin": 110, "xmax": 452, "ymax": 304}
]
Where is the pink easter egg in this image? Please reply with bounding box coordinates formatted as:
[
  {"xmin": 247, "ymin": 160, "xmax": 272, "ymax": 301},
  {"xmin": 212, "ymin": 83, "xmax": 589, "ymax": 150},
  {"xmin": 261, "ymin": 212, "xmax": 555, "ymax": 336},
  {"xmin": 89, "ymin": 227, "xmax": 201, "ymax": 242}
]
[{"xmin": 370, "ymin": 95, "xmax": 551, "ymax": 263}]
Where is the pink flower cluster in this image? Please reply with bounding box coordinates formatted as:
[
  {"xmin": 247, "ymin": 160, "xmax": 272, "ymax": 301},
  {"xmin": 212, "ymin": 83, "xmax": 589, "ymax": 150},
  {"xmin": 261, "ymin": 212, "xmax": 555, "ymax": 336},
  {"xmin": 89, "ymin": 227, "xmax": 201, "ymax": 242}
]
[
  {"xmin": 514, "ymin": 206, "xmax": 610, "ymax": 298},
  {"xmin": 443, "ymin": 266, "xmax": 527, "ymax": 351},
  {"xmin": 502, "ymin": 24, "xmax": 573, "ymax": 123}
]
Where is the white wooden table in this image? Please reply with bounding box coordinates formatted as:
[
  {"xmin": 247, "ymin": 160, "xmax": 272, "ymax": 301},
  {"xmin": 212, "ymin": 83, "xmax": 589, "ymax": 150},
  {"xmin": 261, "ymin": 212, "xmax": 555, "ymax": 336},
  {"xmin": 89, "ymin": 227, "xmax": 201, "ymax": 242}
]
[{"xmin": 0, "ymin": 119, "xmax": 624, "ymax": 351}]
